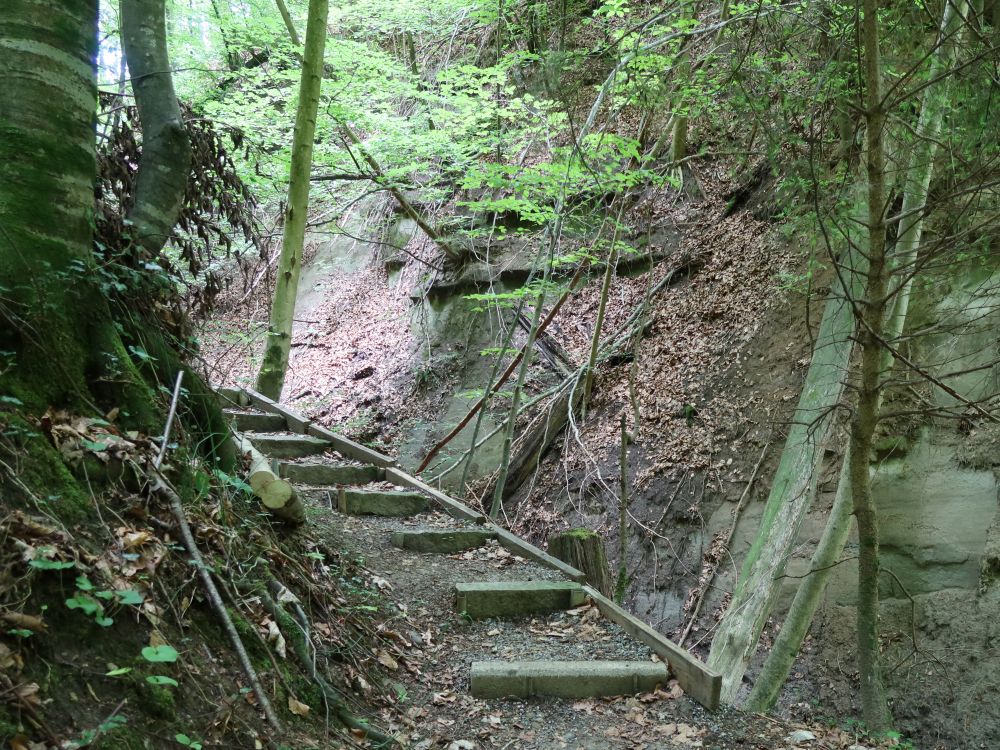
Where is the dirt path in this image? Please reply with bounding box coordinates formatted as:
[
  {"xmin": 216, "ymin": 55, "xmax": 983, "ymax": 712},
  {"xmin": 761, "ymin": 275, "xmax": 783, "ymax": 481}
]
[{"xmin": 220, "ymin": 388, "xmax": 878, "ymax": 750}]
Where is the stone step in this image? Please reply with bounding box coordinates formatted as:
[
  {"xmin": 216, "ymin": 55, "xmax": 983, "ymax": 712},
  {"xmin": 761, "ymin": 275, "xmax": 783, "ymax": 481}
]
[
  {"xmin": 225, "ymin": 409, "xmax": 287, "ymax": 433},
  {"xmin": 245, "ymin": 433, "xmax": 331, "ymax": 459},
  {"xmin": 337, "ymin": 489, "xmax": 427, "ymax": 517},
  {"xmin": 470, "ymin": 661, "xmax": 669, "ymax": 699},
  {"xmin": 279, "ymin": 461, "xmax": 381, "ymax": 485},
  {"xmin": 390, "ymin": 528, "xmax": 496, "ymax": 554},
  {"xmin": 455, "ymin": 581, "xmax": 586, "ymax": 619}
]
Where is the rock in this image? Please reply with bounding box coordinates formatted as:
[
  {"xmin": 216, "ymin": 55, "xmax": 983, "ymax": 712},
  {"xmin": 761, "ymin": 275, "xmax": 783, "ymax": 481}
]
[{"xmin": 785, "ymin": 729, "xmax": 817, "ymax": 744}]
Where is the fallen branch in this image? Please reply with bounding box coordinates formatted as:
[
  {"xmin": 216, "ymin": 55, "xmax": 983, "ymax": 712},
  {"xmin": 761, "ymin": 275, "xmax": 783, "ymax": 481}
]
[
  {"xmin": 678, "ymin": 442, "xmax": 768, "ymax": 646},
  {"xmin": 151, "ymin": 373, "xmax": 283, "ymax": 732}
]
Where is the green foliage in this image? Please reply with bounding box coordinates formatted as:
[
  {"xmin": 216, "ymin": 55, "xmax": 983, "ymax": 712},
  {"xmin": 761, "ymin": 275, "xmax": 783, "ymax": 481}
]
[{"xmin": 142, "ymin": 645, "xmax": 179, "ymax": 664}]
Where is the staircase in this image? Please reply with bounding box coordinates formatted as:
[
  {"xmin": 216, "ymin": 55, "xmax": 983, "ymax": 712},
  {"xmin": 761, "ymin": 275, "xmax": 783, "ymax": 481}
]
[{"xmin": 216, "ymin": 385, "xmax": 722, "ymax": 712}]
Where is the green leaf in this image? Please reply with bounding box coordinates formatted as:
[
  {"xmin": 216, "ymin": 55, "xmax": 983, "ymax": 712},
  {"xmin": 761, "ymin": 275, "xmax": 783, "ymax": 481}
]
[
  {"xmin": 66, "ymin": 595, "xmax": 101, "ymax": 616},
  {"xmin": 128, "ymin": 345, "xmax": 156, "ymax": 363},
  {"xmin": 116, "ymin": 589, "xmax": 144, "ymax": 606},
  {"xmin": 29, "ymin": 559, "xmax": 75, "ymax": 571},
  {"xmin": 142, "ymin": 645, "xmax": 179, "ymax": 663},
  {"xmin": 146, "ymin": 675, "xmax": 179, "ymax": 687},
  {"xmin": 7, "ymin": 629, "xmax": 33, "ymax": 638},
  {"xmin": 105, "ymin": 667, "xmax": 133, "ymax": 677},
  {"xmin": 212, "ymin": 469, "xmax": 252, "ymax": 494}
]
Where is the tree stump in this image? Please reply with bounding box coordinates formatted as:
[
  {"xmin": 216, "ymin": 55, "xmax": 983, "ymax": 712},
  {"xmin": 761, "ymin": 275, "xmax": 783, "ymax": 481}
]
[{"xmin": 547, "ymin": 529, "xmax": 613, "ymax": 597}]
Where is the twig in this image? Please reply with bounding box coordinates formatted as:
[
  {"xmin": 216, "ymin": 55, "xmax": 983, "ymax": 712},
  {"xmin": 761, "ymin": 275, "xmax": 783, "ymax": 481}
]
[
  {"xmin": 155, "ymin": 370, "xmax": 184, "ymax": 468},
  {"xmin": 85, "ymin": 698, "xmax": 127, "ymax": 747},
  {"xmin": 678, "ymin": 442, "xmax": 768, "ymax": 646},
  {"xmin": 150, "ymin": 373, "xmax": 283, "ymax": 732}
]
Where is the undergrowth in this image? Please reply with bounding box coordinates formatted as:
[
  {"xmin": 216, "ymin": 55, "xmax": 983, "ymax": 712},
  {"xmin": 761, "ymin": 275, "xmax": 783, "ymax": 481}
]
[{"xmin": 0, "ymin": 406, "xmax": 403, "ymax": 749}]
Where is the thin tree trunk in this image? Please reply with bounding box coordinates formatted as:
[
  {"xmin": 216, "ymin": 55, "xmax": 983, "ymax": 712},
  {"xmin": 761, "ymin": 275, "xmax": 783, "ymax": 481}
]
[
  {"xmin": 852, "ymin": 0, "xmax": 893, "ymax": 728},
  {"xmin": 616, "ymin": 413, "xmax": 630, "ymax": 603},
  {"xmin": 582, "ymin": 219, "xmax": 621, "ymax": 418},
  {"xmin": 274, "ymin": 0, "xmax": 301, "ymax": 45},
  {"xmin": 121, "ymin": 0, "xmax": 192, "ymax": 256},
  {"xmin": 255, "ymin": 0, "xmax": 329, "ymax": 399},
  {"xmin": 747, "ymin": 0, "xmax": 968, "ymax": 712},
  {"xmin": 490, "ymin": 286, "xmax": 547, "ymax": 518}
]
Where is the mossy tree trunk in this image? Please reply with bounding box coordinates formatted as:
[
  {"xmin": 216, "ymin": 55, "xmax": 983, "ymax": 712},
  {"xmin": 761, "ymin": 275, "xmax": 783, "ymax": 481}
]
[
  {"xmin": 0, "ymin": 0, "xmax": 154, "ymax": 425},
  {"xmin": 255, "ymin": 0, "xmax": 329, "ymax": 400},
  {"xmin": 121, "ymin": 0, "xmax": 192, "ymax": 256}
]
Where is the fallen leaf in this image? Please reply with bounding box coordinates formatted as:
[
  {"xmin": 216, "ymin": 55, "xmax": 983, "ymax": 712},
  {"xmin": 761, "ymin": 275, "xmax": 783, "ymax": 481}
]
[
  {"xmin": 377, "ymin": 650, "xmax": 398, "ymax": 670},
  {"xmin": 287, "ymin": 696, "xmax": 310, "ymax": 717}
]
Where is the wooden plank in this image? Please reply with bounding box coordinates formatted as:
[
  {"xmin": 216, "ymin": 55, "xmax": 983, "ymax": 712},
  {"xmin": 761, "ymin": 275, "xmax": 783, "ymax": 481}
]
[
  {"xmin": 581, "ymin": 584, "xmax": 721, "ymax": 711},
  {"xmin": 384, "ymin": 468, "xmax": 486, "ymax": 523},
  {"xmin": 490, "ymin": 526, "xmax": 587, "ymax": 583},
  {"xmin": 308, "ymin": 424, "xmax": 396, "ymax": 467}
]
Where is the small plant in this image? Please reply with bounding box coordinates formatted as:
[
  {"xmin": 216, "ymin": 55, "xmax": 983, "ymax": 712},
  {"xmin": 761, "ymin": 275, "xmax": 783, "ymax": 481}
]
[
  {"xmin": 175, "ymin": 732, "xmax": 203, "ymax": 749},
  {"xmin": 65, "ymin": 575, "xmax": 144, "ymax": 627}
]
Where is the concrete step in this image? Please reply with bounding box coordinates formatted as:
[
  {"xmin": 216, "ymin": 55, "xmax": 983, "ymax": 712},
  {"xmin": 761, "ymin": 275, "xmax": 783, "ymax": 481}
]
[
  {"xmin": 455, "ymin": 581, "xmax": 585, "ymax": 619},
  {"xmin": 225, "ymin": 409, "xmax": 287, "ymax": 433},
  {"xmin": 337, "ymin": 489, "xmax": 427, "ymax": 517},
  {"xmin": 471, "ymin": 660, "xmax": 669, "ymax": 699},
  {"xmin": 216, "ymin": 386, "xmax": 248, "ymax": 406},
  {"xmin": 391, "ymin": 528, "xmax": 495, "ymax": 554},
  {"xmin": 279, "ymin": 461, "xmax": 381, "ymax": 485},
  {"xmin": 245, "ymin": 433, "xmax": 331, "ymax": 459}
]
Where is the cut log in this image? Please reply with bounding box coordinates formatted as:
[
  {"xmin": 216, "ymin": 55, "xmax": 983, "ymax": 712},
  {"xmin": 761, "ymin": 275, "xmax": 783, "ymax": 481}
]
[
  {"xmin": 548, "ymin": 529, "xmax": 613, "ymax": 597},
  {"xmin": 238, "ymin": 436, "xmax": 305, "ymax": 524}
]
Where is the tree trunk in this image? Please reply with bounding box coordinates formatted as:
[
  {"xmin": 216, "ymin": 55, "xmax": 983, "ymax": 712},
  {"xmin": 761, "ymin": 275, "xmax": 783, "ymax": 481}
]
[
  {"xmin": 706, "ymin": 243, "xmax": 866, "ymax": 702},
  {"xmin": 255, "ymin": 0, "xmax": 329, "ymax": 400},
  {"xmin": 852, "ymin": 0, "xmax": 893, "ymax": 729},
  {"xmin": 274, "ymin": 0, "xmax": 301, "ymax": 45},
  {"xmin": 0, "ymin": 0, "xmax": 153, "ymax": 425},
  {"xmin": 548, "ymin": 529, "xmax": 613, "ymax": 596},
  {"xmin": 491, "ymin": 287, "xmax": 547, "ymax": 518},
  {"xmin": 747, "ymin": 0, "xmax": 968, "ymax": 712},
  {"xmin": 121, "ymin": 0, "xmax": 192, "ymax": 256},
  {"xmin": 582, "ymin": 220, "xmax": 621, "ymax": 418}
]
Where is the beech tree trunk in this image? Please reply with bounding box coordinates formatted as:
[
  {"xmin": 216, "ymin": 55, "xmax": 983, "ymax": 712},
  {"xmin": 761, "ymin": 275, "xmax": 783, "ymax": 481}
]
[
  {"xmin": 747, "ymin": 0, "xmax": 968, "ymax": 712},
  {"xmin": 121, "ymin": 0, "xmax": 192, "ymax": 256},
  {"xmin": 0, "ymin": 0, "xmax": 154, "ymax": 424},
  {"xmin": 255, "ymin": 0, "xmax": 329, "ymax": 400}
]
